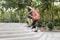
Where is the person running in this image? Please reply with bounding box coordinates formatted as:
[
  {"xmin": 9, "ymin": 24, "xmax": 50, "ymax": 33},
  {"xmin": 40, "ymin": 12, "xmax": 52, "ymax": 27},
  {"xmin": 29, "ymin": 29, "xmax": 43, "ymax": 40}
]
[
  {"xmin": 26, "ymin": 6, "xmax": 33, "ymax": 27},
  {"xmin": 26, "ymin": 6, "xmax": 39, "ymax": 32}
]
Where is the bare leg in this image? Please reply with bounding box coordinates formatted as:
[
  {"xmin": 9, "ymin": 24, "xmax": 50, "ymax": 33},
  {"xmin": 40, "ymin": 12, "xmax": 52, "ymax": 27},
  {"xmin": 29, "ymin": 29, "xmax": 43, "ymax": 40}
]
[{"xmin": 27, "ymin": 18, "xmax": 32, "ymax": 27}]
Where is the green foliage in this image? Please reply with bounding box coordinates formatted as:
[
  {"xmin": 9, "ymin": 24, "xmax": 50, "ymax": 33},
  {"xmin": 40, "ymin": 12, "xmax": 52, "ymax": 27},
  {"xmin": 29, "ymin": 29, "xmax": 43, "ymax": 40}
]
[
  {"xmin": 53, "ymin": 19, "xmax": 60, "ymax": 26},
  {"xmin": 0, "ymin": 0, "xmax": 60, "ymax": 29},
  {"xmin": 47, "ymin": 22, "xmax": 54, "ymax": 31},
  {"xmin": 36, "ymin": 19, "xmax": 42, "ymax": 27}
]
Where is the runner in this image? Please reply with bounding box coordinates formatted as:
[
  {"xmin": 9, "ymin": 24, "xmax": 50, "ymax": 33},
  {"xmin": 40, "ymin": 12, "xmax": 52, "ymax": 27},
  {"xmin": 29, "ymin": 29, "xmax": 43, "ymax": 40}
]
[
  {"xmin": 26, "ymin": 6, "xmax": 39, "ymax": 32},
  {"xmin": 26, "ymin": 6, "xmax": 33, "ymax": 27}
]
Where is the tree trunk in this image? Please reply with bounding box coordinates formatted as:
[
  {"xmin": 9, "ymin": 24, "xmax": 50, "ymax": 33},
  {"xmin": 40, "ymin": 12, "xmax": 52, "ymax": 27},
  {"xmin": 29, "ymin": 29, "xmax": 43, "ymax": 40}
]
[
  {"xmin": 18, "ymin": 9, "xmax": 23, "ymax": 23},
  {"xmin": 57, "ymin": 11, "xmax": 60, "ymax": 24},
  {"xmin": 18, "ymin": 10, "xmax": 21, "ymax": 23}
]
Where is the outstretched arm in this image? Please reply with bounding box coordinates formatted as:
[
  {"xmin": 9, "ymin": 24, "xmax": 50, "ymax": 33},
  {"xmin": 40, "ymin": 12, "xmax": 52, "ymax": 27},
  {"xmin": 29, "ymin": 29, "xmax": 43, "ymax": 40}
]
[
  {"xmin": 26, "ymin": 6, "xmax": 33, "ymax": 11},
  {"xmin": 26, "ymin": 6, "xmax": 32, "ymax": 9}
]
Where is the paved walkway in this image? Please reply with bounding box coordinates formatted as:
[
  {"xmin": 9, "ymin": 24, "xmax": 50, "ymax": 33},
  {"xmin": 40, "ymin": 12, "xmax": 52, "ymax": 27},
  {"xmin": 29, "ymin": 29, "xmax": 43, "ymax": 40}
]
[{"xmin": 0, "ymin": 23, "xmax": 60, "ymax": 40}]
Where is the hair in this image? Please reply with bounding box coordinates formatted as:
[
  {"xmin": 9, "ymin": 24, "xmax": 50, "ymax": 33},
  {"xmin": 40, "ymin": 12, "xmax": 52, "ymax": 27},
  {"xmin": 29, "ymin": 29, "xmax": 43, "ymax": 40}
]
[{"xmin": 28, "ymin": 7, "xmax": 31, "ymax": 12}]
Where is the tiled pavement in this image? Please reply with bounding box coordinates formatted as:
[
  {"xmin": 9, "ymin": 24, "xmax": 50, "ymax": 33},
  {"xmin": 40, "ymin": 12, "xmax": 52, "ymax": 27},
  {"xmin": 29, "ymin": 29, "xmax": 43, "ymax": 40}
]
[{"xmin": 0, "ymin": 23, "xmax": 60, "ymax": 40}]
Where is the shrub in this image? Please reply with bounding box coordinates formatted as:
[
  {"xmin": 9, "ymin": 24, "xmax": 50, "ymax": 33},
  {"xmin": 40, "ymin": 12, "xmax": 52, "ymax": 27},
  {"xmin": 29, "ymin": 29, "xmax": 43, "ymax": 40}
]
[
  {"xmin": 47, "ymin": 22, "xmax": 54, "ymax": 31},
  {"xmin": 36, "ymin": 20, "xmax": 43, "ymax": 27}
]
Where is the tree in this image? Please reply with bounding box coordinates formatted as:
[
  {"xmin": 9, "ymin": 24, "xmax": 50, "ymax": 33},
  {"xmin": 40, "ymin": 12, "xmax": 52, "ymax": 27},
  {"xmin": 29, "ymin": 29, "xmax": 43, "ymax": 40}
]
[{"xmin": 2, "ymin": 0, "xmax": 33, "ymax": 23}]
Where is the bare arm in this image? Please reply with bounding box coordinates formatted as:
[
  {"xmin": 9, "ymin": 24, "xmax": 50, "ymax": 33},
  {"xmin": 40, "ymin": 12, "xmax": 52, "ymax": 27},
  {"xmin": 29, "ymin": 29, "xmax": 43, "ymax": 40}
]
[
  {"xmin": 28, "ymin": 10, "xmax": 32, "ymax": 13},
  {"xmin": 26, "ymin": 6, "xmax": 33, "ymax": 11},
  {"xmin": 26, "ymin": 6, "xmax": 32, "ymax": 9}
]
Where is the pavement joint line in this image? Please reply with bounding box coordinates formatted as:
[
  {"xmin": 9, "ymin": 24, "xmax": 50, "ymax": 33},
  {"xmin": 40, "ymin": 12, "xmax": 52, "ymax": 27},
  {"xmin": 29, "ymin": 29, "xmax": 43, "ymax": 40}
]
[
  {"xmin": 0, "ymin": 31, "xmax": 31, "ymax": 34},
  {"xmin": 39, "ymin": 32, "xmax": 47, "ymax": 40},
  {"xmin": 51, "ymin": 32, "xmax": 54, "ymax": 40},
  {"xmin": 0, "ymin": 32, "xmax": 37, "ymax": 36},
  {"xmin": 44, "ymin": 32, "xmax": 49, "ymax": 40},
  {"xmin": 0, "ymin": 30, "xmax": 31, "ymax": 32}
]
